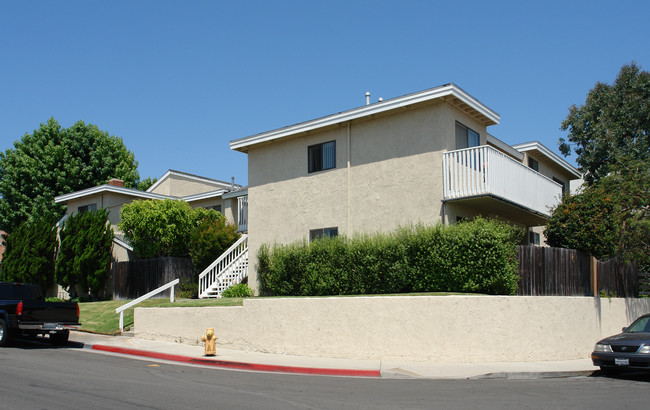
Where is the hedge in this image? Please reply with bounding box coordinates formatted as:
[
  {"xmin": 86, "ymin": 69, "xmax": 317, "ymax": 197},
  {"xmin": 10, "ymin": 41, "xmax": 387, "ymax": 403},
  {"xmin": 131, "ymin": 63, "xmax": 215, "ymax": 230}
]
[{"xmin": 257, "ymin": 218, "xmax": 523, "ymax": 296}]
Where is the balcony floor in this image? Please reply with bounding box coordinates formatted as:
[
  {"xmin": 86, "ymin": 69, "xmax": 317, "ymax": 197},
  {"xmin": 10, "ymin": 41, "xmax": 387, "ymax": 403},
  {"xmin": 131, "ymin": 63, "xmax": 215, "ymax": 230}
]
[{"xmin": 443, "ymin": 194, "xmax": 549, "ymax": 226}]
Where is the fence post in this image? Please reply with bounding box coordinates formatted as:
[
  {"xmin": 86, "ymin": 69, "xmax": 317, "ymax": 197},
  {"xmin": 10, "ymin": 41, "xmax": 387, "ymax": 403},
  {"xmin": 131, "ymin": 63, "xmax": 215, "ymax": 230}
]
[
  {"xmin": 170, "ymin": 283, "xmax": 175, "ymax": 303},
  {"xmin": 590, "ymin": 256, "xmax": 598, "ymax": 296}
]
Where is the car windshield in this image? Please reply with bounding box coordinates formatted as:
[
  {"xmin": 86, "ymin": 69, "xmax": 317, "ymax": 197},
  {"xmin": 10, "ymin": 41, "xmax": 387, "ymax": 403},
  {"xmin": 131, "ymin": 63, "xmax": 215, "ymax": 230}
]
[{"xmin": 626, "ymin": 316, "xmax": 650, "ymax": 333}]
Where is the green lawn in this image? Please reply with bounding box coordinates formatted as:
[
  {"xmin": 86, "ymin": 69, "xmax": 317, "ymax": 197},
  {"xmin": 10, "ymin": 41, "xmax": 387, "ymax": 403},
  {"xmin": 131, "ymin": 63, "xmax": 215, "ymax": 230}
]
[{"xmin": 79, "ymin": 298, "xmax": 244, "ymax": 334}]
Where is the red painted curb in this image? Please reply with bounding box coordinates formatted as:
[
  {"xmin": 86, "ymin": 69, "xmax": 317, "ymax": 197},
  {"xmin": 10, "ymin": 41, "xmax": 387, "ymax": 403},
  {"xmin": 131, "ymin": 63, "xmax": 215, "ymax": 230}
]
[{"xmin": 92, "ymin": 344, "xmax": 380, "ymax": 377}]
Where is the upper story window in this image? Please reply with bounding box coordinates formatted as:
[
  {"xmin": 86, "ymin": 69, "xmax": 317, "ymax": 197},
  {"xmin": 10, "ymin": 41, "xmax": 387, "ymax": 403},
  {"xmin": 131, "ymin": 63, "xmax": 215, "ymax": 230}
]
[
  {"xmin": 455, "ymin": 122, "xmax": 480, "ymax": 150},
  {"xmin": 310, "ymin": 227, "xmax": 338, "ymax": 242},
  {"xmin": 528, "ymin": 157, "xmax": 539, "ymax": 172},
  {"xmin": 78, "ymin": 203, "xmax": 97, "ymax": 213},
  {"xmin": 308, "ymin": 141, "xmax": 336, "ymax": 173}
]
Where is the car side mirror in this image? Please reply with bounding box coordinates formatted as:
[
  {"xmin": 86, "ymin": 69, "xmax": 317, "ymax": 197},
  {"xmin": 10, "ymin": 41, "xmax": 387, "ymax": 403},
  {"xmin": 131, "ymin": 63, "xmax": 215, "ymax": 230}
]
[{"xmin": 622, "ymin": 327, "xmax": 628, "ymax": 332}]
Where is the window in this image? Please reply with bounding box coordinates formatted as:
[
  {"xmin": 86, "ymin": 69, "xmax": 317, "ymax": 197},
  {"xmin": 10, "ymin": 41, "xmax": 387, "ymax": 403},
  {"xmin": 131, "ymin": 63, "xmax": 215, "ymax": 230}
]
[
  {"xmin": 455, "ymin": 122, "xmax": 480, "ymax": 149},
  {"xmin": 528, "ymin": 157, "xmax": 539, "ymax": 172},
  {"xmin": 308, "ymin": 141, "xmax": 336, "ymax": 173},
  {"xmin": 209, "ymin": 205, "xmax": 222, "ymax": 213},
  {"xmin": 553, "ymin": 177, "xmax": 567, "ymax": 196},
  {"xmin": 78, "ymin": 203, "xmax": 97, "ymax": 213},
  {"xmin": 309, "ymin": 227, "xmax": 338, "ymax": 242},
  {"xmin": 529, "ymin": 231, "xmax": 540, "ymax": 246}
]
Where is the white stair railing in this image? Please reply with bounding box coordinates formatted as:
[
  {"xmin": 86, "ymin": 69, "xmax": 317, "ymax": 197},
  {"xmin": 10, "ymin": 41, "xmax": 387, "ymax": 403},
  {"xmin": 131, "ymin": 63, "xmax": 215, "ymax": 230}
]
[
  {"xmin": 115, "ymin": 278, "xmax": 179, "ymax": 332},
  {"xmin": 198, "ymin": 234, "xmax": 248, "ymax": 298}
]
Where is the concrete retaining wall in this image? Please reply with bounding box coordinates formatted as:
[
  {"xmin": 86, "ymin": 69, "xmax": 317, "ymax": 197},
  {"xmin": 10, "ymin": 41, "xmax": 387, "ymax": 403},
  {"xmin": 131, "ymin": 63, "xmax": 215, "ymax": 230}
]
[{"xmin": 134, "ymin": 295, "xmax": 650, "ymax": 362}]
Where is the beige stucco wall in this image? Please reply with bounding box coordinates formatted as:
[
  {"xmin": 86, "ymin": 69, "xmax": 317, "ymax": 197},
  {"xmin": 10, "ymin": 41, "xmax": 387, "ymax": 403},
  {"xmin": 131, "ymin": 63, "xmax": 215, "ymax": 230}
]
[
  {"xmin": 135, "ymin": 295, "xmax": 650, "ymax": 362},
  {"xmin": 149, "ymin": 174, "xmax": 227, "ymax": 197},
  {"xmin": 246, "ymin": 101, "xmax": 489, "ymax": 291},
  {"xmin": 63, "ymin": 192, "xmax": 139, "ymax": 234}
]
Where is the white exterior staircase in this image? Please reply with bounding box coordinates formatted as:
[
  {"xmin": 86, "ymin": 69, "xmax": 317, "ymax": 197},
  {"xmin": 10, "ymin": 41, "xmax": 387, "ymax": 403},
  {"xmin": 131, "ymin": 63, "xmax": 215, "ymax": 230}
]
[{"xmin": 198, "ymin": 234, "xmax": 248, "ymax": 298}]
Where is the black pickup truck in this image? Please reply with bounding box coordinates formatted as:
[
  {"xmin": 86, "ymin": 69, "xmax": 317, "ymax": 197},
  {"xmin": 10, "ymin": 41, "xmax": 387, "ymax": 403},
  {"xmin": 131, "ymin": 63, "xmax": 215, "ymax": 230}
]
[{"xmin": 0, "ymin": 282, "xmax": 80, "ymax": 346}]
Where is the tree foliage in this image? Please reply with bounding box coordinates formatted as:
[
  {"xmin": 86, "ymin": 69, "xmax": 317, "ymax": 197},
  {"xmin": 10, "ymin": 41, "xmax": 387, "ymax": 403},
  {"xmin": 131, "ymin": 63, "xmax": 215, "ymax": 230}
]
[
  {"xmin": 55, "ymin": 209, "xmax": 114, "ymax": 298},
  {"xmin": 0, "ymin": 217, "xmax": 57, "ymax": 291},
  {"xmin": 119, "ymin": 200, "xmax": 240, "ymax": 268},
  {"xmin": 559, "ymin": 63, "xmax": 650, "ymax": 185},
  {"xmin": 551, "ymin": 63, "xmax": 650, "ymax": 266},
  {"xmin": 545, "ymin": 186, "xmax": 619, "ymax": 260},
  {"xmin": 0, "ymin": 118, "xmax": 140, "ymax": 232},
  {"xmin": 188, "ymin": 209, "xmax": 240, "ymax": 273}
]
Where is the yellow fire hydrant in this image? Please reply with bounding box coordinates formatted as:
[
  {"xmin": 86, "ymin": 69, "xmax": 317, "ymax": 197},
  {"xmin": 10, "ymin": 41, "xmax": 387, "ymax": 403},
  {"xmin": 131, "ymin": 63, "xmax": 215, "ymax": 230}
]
[{"xmin": 201, "ymin": 328, "xmax": 217, "ymax": 356}]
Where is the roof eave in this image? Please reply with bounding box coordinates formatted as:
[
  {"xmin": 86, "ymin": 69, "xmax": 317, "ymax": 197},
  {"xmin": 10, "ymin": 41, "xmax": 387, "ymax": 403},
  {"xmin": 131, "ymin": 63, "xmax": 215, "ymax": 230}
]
[{"xmin": 230, "ymin": 84, "xmax": 500, "ymax": 152}]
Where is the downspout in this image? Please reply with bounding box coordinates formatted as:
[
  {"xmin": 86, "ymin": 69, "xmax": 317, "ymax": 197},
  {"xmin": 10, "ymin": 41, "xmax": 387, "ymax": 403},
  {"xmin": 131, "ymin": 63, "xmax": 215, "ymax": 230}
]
[{"xmin": 347, "ymin": 122, "xmax": 351, "ymax": 233}]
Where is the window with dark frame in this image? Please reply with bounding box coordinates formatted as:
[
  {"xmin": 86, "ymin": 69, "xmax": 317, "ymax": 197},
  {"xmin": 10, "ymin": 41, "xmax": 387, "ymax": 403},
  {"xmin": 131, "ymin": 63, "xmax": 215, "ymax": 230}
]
[
  {"xmin": 529, "ymin": 231, "xmax": 540, "ymax": 245},
  {"xmin": 528, "ymin": 157, "xmax": 539, "ymax": 172},
  {"xmin": 309, "ymin": 227, "xmax": 338, "ymax": 242},
  {"xmin": 308, "ymin": 141, "xmax": 336, "ymax": 173},
  {"xmin": 78, "ymin": 203, "xmax": 97, "ymax": 213},
  {"xmin": 209, "ymin": 205, "xmax": 222, "ymax": 213},
  {"xmin": 455, "ymin": 122, "xmax": 480, "ymax": 150}
]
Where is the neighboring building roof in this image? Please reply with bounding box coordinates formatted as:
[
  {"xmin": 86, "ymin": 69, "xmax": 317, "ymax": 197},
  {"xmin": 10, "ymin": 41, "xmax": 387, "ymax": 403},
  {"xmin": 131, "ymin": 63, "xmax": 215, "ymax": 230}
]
[
  {"xmin": 230, "ymin": 83, "xmax": 500, "ymax": 152},
  {"xmin": 182, "ymin": 189, "xmax": 230, "ymax": 203},
  {"xmin": 147, "ymin": 169, "xmax": 239, "ymax": 193},
  {"xmin": 222, "ymin": 187, "xmax": 248, "ymax": 199},
  {"xmin": 512, "ymin": 141, "xmax": 582, "ymax": 179},
  {"xmin": 54, "ymin": 184, "xmax": 173, "ymax": 204}
]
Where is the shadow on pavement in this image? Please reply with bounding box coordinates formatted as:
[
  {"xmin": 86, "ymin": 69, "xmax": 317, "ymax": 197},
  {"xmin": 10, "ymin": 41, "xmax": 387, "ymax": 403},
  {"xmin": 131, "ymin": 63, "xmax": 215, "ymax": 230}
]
[
  {"xmin": 6, "ymin": 335, "xmax": 85, "ymax": 350},
  {"xmin": 590, "ymin": 369, "xmax": 650, "ymax": 382}
]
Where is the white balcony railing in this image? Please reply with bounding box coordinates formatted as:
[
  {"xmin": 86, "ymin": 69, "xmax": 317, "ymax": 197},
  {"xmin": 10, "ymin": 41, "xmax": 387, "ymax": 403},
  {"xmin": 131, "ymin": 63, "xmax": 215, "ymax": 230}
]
[{"xmin": 443, "ymin": 146, "xmax": 562, "ymax": 217}]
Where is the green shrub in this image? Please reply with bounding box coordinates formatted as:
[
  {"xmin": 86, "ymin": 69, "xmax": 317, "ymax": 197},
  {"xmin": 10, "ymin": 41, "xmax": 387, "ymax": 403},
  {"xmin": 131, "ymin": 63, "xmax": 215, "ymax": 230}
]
[
  {"xmin": 257, "ymin": 218, "xmax": 523, "ymax": 296},
  {"xmin": 45, "ymin": 297, "xmax": 68, "ymax": 303},
  {"xmin": 177, "ymin": 280, "xmax": 199, "ymax": 299},
  {"xmin": 222, "ymin": 283, "xmax": 253, "ymax": 298}
]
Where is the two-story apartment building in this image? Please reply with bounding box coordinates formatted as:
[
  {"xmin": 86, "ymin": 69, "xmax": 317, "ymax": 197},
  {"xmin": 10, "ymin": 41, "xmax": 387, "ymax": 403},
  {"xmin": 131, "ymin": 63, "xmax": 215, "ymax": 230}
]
[
  {"xmin": 54, "ymin": 169, "xmax": 247, "ymax": 263},
  {"xmin": 229, "ymin": 83, "xmax": 580, "ymax": 293}
]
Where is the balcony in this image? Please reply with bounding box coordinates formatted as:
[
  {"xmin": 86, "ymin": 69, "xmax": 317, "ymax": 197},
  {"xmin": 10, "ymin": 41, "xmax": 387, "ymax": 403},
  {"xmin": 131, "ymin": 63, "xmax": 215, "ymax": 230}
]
[{"xmin": 442, "ymin": 146, "xmax": 562, "ymax": 225}]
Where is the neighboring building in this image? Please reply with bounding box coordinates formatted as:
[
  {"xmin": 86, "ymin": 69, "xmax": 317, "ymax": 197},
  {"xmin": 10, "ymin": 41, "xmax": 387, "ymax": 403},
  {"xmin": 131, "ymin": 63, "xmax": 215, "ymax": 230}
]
[
  {"xmin": 229, "ymin": 83, "xmax": 581, "ymax": 293},
  {"xmin": 54, "ymin": 170, "xmax": 247, "ymax": 263}
]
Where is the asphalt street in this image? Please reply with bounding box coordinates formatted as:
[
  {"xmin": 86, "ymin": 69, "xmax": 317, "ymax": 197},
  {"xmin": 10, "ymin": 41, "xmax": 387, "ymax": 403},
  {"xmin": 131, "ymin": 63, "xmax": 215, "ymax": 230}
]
[{"xmin": 1, "ymin": 337, "xmax": 649, "ymax": 409}]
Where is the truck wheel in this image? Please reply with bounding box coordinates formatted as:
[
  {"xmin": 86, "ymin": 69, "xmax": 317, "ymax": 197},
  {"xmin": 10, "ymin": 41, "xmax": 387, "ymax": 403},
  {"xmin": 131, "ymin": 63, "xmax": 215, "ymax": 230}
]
[
  {"xmin": 50, "ymin": 330, "xmax": 69, "ymax": 346},
  {"xmin": 0, "ymin": 319, "xmax": 11, "ymax": 347}
]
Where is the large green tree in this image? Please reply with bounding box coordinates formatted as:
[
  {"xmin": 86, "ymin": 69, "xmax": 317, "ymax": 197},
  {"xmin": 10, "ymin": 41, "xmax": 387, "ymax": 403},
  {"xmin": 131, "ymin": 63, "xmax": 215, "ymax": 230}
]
[
  {"xmin": 0, "ymin": 118, "xmax": 140, "ymax": 232},
  {"xmin": 559, "ymin": 63, "xmax": 649, "ymax": 185},
  {"xmin": 55, "ymin": 209, "xmax": 114, "ymax": 298},
  {"xmin": 550, "ymin": 63, "xmax": 650, "ymax": 267},
  {"xmin": 119, "ymin": 199, "xmax": 197, "ymax": 259},
  {"xmin": 0, "ymin": 216, "xmax": 57, "ymax": 290}
]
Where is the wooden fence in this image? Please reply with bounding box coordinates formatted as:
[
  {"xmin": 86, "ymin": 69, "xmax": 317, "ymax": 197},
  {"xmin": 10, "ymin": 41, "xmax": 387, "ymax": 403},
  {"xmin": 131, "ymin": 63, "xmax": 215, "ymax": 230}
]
[
  {"xmin": 517, "ymin": 245, "xmax": 639, "ymax": 297},
  {"xmin": 111, "ymin": 257, "xmax": 194, "ymax": 300}
]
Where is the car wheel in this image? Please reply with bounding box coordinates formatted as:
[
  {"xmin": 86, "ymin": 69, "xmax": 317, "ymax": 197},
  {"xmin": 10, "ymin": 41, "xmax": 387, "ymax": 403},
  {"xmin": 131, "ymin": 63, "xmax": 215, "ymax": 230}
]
[
  {"xmin": 50, "ymin": 330, "xmax": 69, "ymax": 346},
  {"xmin": 0, "ymin": 319, "xmax": 12, "ymax": 347}
]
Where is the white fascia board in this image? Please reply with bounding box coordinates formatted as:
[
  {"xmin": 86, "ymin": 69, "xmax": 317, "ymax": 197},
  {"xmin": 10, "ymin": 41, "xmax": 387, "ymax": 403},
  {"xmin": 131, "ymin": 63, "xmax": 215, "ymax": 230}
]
[
  {"xmin": 512, "ymin": 141, "xmax": 581, "ymax": 179},
  {"xmin": 222, "ymin": 188, "xmax": 248, "ymax": 199},
  {"xmin": 113, "ymin": 236, "xmax": 134, "ymax": 252},
  {"xmin": 54, "ymin": 185, "xmax": 174, "ymax": 204},
  {"xmin": 182, "ymin": 189, "xmax": 229, "ymax": 202},
  {"xmin": 230, "ymin": 84, "xmax": 500, "ymax": 152},
  {"xmin": 147, "ymin": 169, "xmax": 237, "ymax": 193}
]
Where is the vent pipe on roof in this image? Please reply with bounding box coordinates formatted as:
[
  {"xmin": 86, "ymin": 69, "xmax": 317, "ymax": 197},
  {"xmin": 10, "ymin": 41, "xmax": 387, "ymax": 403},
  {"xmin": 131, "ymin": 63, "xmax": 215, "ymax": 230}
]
[
  {"xmin": 365, "ymin": 91, "xmax": 370, "ymax": 105},
  {"xmin": 231, "ymin": 176, "xmax": 235, "ymax": 191},
  {"xmin": 378, "ymin": 97, "xmax": 383, "ymax": 102}
]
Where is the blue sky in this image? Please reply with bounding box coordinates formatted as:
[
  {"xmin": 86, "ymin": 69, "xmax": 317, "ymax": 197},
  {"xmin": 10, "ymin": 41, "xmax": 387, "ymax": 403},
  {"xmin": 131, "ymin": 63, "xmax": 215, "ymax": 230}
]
[{"xmin": 1, "ymin": 1, "xmax": 649, "ymax": 186}]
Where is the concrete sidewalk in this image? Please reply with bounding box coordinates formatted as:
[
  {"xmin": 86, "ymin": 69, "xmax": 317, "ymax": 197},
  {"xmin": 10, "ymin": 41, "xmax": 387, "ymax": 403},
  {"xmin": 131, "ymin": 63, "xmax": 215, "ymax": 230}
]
[{"xmin": 69, "ymin": 331, "xmax": 598, "ymax": 379}]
